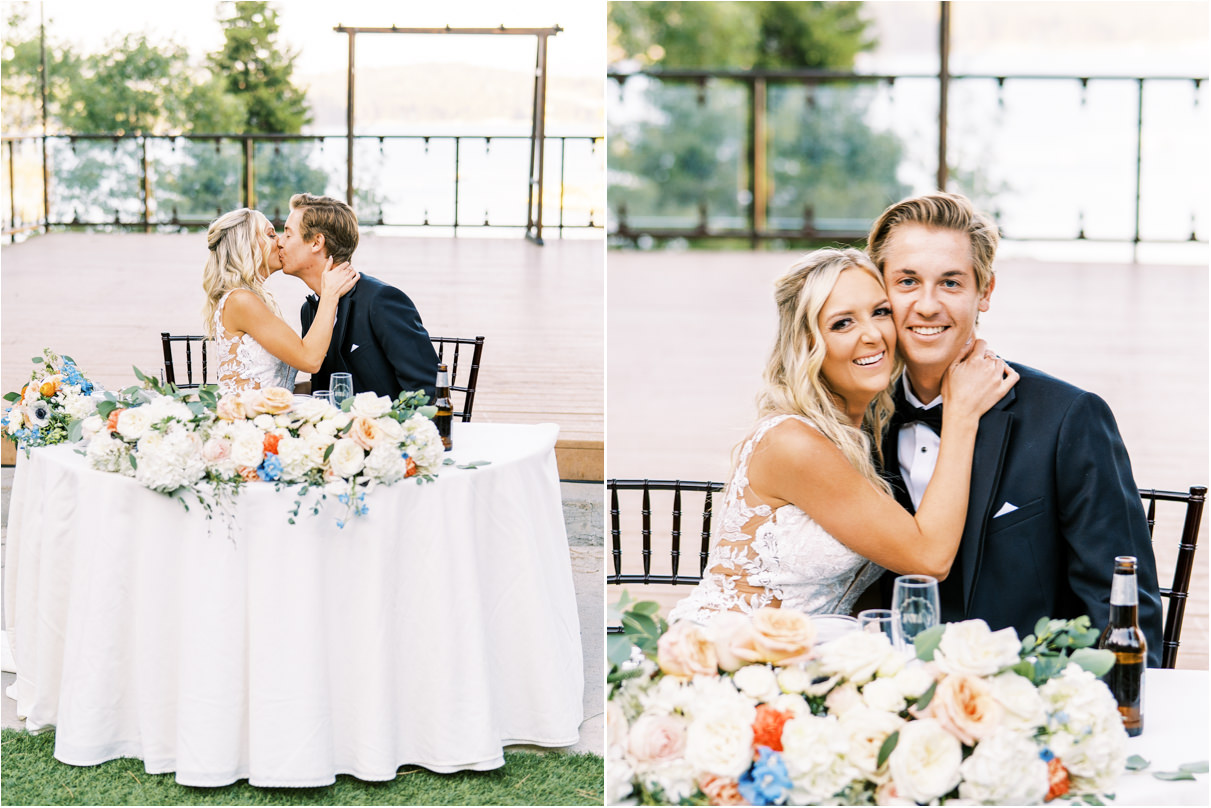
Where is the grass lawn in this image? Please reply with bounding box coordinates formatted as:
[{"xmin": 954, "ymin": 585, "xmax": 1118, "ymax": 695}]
[{"xmin": 0, "ymin": 729, "xmax": 603, "ymax": 806}]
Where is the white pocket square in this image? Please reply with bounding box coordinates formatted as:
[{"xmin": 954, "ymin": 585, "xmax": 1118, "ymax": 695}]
[
  {"xmin": 351, "ymin": 343, "xmax": 359, "ymax": 352},
  {"xmin": 994, "ymin": 502, "xmax": 1019, "ymax": 518}
]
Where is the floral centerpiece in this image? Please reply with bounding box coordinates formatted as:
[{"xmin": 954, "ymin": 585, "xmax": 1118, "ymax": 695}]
[
  {"xmin": 82, "ymin": 372, "xmax": 444, "ymax": 526},
  {"xmin": 607, "ymin": 595, "xmax": 1127, "ymax": 806},
  {"xmin": 2, "ymin": 349, "xmax": 98, "ymax": 452}
]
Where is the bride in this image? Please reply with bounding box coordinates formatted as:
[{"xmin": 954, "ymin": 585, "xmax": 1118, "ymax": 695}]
[
  {"xmin": 201, "ymin": 208, "xmax": 358, "ymax": 396},
  {"xmin": 668, "ymin": 248, "xmax": 1017, "ymax": 625}
]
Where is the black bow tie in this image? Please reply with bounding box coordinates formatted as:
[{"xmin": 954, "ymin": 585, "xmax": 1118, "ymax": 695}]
[{"xmin": 892, "ymin": 401, "xmax": 943, "ymax": 436}]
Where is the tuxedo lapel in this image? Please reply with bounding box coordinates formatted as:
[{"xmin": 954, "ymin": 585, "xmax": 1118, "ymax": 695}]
[
  {"xmin": 960, "ymin": 388, "xmax": 1017, "ymax": 613},
  {"xmin": 329, "ymin": 292, "xmax": 355, "ymax": 372}
]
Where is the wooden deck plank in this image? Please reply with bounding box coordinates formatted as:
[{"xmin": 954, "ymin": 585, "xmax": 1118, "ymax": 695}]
[
  {"xmin": 607, "ymin": 250, "xmax": 1209, "ymax": 669},
  {"xmin": 1, "ymin": 232, "xmax": 603, "ymax": 477}
]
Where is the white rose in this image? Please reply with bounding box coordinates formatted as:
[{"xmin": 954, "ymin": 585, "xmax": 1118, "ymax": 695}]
[
  {"xmin": 402, "ymin": 413, "xmax": 444, "ymax": 474},
  {"xmin": 145, "ymin": 394, "xmax": 193, "ymax": 425},
  {"xmin": 606, "ymin": 700, "xmax": 629, "ymax": 753},
  {"xmin": 777, "ymin": 665, "xmax": 814, "ymax": 695},
  {"xmin": 116, "ymin": 406, "xmax": 153, "ymax": 440},
  {"xmin": 819, "ymin": 630, "xmax": 899, "ymax": 685},
  {"xmin": 636, "ymin": 759, "xmax": 697, "ymax": 804},
  {"xmin": 63, "ymin": 390, "xmax": 97, "ymax": 420},
  {"xmin": 933, "ymin": 619, "xmax": 1021, "ymax": 677},
  {"xmin": 990, "ymin": 670, "xmax": 1047, "ymax": 731},
  {"xmin": 890, "ymin": 663, "xmax": 937, "ymax": 700},
  {"xmin": 363, "ymin": 443, "xmax": 409, "ymax": 484},
  {"xmin": 302, "ymin": 431, "xmax": 336, "ymax": 466},
  {"xmin": 825, "ymin": 682, "xmax": 864, "ymax": 716},
  {"xmin": 780, "ymin": 714, "xmax": 859, "ymax": 804},
  {"xmin": 683, "ymin": 709, "xmax": 753, "ymax": 778},
  {"xmin": 275, "ymin": 436, "xmax": 312, "ymax": 482},
  {"xmin": 229, "ymin": 420, "xmax": 265, "ymax": 468},
  {"xmin": 679, "ymin": 676, "xmax": 756, "ymax": 726},
  {"xmin": 769, "ymin": 693, "xmax": 812, "ymax": 719},
  {"xmin": 349, "ymin": 391, "xmax": 393, "ymax": 419},
  {"xmin": 606, "ymin": 754, "xmax": 635, "ymax": 806},
  {"xmin": 201, "ymin": 436, "xmax": 237, "ymax": 478},
  {"xmin": 1040, "ymin": 664, "xmax": 1128, "ymax": 792},
  {"xmin": 732, "ymin": 664, "xmax": 781, "ymax": 703},
  {"xmin": 375, "ymin": 414, "xmax": 406, "ymax": 443},
  {"xmin": 291, "ymin": 396, "xmax": 333, "ymax": 423},
  {"xmin": 886, "ymin": 718, "xmax": 963, "ymax": 803},
  {"xmin": 838, "ymin": 706, "xmax": 905, "ymax": 784},
  {"xmin": 80, "ymin": 414, "xmax": 105, "ymax": 440},
  {"xmin": 958, "ymin": 728, "xmax": 1050, "ymax": 804},
  {"xmin": 328, "ymin": 438, "xmax": 366, "ymax": 478},
  {"xmin": 316, "ymin": 411, "xmax": 352, "ymax": 436},
  {"xmin": 252, "ymin": 413, "xmax": 275, "ymax": 431},
  {"xmin": 862, "ymin": 676, "xmax": 907, "ymax": 714}
]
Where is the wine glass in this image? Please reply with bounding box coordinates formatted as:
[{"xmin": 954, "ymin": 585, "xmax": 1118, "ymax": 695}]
[
  {"xmin": 857, "ymin": 608, "xmax": 899, "ymax": 647},
  {"xmin": 892, "ymin": 575, "xmax": 940, "ymax": 652},
  {"xmin": 330, "ymin": 373, "xmax": 353, "ymax": 407},
  {"xmin": 312, "ymin": 390, "xmax": 334, "ymax": 406}
]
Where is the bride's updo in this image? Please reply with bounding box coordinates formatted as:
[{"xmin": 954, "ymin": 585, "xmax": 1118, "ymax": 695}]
[
  {"xmin": 201, "ymin": 208, "xmax": 282, "ymax": 337},
  {"xmin": 756, "ymin": 248, "xmax": 899, "ymax": 494}
]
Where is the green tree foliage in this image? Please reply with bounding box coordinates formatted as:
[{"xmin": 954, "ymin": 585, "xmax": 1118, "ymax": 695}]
[
  {"xmin": 208, "ymin": 1, "xmax": 310, "ymax": 134},
  {"xmin": 608, "ymin": 1, "xmax": 906, "ymax": 246}
]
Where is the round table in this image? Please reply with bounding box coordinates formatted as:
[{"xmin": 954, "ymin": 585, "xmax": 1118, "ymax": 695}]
[{"xmin": 4, "ymin": 421, "xmax": 584, "ymax": 787}]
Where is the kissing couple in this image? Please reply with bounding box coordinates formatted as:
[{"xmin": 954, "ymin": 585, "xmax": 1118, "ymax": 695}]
[
  {"xmin": 201, "ymin": 193, "xmax": 439, "ymax": 403},
  {"xmin": 669, "ymin": 191, "xmax": 1164, "ymax": 664}
]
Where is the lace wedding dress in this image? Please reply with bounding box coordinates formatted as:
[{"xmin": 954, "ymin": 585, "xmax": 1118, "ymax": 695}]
[
  {"xmin": 668, "ymin": 413, "xmax": 884, "ymax": 625},
  {"xmin": 213, "ymin": 289, "xmax": 298, "ymax": 397}
]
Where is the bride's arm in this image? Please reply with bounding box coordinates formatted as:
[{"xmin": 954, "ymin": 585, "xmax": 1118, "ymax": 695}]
[
  {"xmin": 223, "ymin": 259, "xmax": 359, "ymax": 374},
  {"xmin": 747, "ymin": 346, "xmax": 1017, "ymax": 578}
]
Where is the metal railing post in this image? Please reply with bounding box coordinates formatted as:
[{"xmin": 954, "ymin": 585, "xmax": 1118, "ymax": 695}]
[
  {"xmin": 1133, "ymin": 78, "xmax": 1145, "ymax": 263},
  {"xmin": 453, "ymin": 136, "xmax": 461, "ymax": 236},
  {"xmin": 8, "ymin": 139, "xmax": 16, "ymax": 242},
  {"xmin": 937, "ymin": 0, "xmax": 951, "ymax": 191},
  {"xmin": 243, "ymin": 136, "xmax": 255, "ymax": 209},
  {"xmin": 750, "ymin": 76, "xmax": 768, "ymax": 247},
  {"xmin": 346, "ymin": 31, "xmax": 356, "ymax": 207},
  {"xmin": 141, "ymin": 136, "xmax": 151, "ymax": 232}
]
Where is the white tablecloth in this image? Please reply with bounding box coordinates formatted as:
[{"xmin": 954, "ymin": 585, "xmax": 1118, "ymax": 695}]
[
  {"xmin": 4, "ymin": 422, "xmax": 583, "ymax": 787},
  {"xmin": 1116, "ymin": 668, "xmax": 1209, "ymax": 805}
]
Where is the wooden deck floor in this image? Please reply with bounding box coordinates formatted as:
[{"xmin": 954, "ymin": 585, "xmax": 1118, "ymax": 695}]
[
  {"xmin": 608, "ymin": 250, "xmax": 1209, "ymax": 669},
  {"xmin": 1, "ymin": 232, "xmax": 604, "ymax": 479}
]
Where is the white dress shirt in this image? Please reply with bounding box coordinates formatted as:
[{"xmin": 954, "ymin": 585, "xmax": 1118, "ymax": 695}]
[{"xmin": 897, "ymin": 376, "xmax": 942, "ymax": 510}]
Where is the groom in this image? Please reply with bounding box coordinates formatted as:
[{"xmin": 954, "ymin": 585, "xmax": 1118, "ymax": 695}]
[
  {"xmin": 280, "ymin": 193, "xmax": 439, "ymax": 401},
  {"xmin": 867, "ymin": 191, "xmax": 1164, "ymax": 666}
]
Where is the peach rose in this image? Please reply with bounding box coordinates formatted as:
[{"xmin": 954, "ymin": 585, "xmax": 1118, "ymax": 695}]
[
  {"xmin": 627, "ymin": 714, "xmax": 688, "ymax": 764},
  {"xmin": 216, "ymin": 396, "xmax": 247, "ymax": 421},
  {"xmin": 349, "ymin": 416, "xmax": 384, "ymax": 451},
  {"xmin": 202, "ymin": 437, "xmax": 232, "ymax": 464},
  {"xmin": 257, "ymin": 386, "xmax": 295, "ymax": 414},
  {"xmin": 708, "ymin": 611, "xmax": 758, "ymax": 673},
  {"xmin": 238, "ymin": 466, "xmax": 260, "ymax": 482},
  {"xmin": 657, "ymin": 620, "xmax": 718, "ymax": 679},
  {"xmin": 734, "ymin": 607, "xmax": 816, "ymax": 666},
  {"xmin": 698, "ymin": 774, "xmax": 747, "ymax": 806},
  {"xmin": 237, "ymin": 389, "xmax": 268, "ymax": 414},
  {"xmin": 918, "ymin": 673, "xmax": 1003, "ymax": 746}
]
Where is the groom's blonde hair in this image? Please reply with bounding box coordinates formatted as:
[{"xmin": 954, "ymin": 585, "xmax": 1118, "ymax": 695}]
[
  {"xmin": 201, "ymin": 208, "xmax": 282, "ymax": 337},
  {"xmin": 755, "ymin": 248, "xmax": 897, "ymax": 495}
]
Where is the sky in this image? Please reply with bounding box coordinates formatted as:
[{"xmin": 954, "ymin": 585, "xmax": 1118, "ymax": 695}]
[{"xmin": 16, "ymin": 0, "xmax": 607, "ymax": 78}]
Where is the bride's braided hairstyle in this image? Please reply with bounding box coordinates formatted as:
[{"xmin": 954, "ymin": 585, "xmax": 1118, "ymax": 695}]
[
  {"xmin": 201, "ymin": 208, "xmax": 283, "ymax": 337},
  {"xmin": 756, "ymin": 248, "xmax": 898, "ymax": 495}
]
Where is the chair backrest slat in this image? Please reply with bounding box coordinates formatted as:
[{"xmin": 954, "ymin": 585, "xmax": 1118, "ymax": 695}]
[
  {"xmin": 1141, "ymin": 484, "xmax": 1206, "ymax": 669},
  {"xmin": 430, "ymin": 335, "xmax": 485, "ymax": 422},
  {"xmin": 160, "ymin": 333, "xmax": 210, "ymax": 389}
]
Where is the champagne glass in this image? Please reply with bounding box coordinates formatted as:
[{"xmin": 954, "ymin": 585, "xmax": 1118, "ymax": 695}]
[
  {"xmin": 330, "ymin": 373, "xmax": 353, "ymax": 407},
  {"xmin": 892, "ymin": 575, "xmax": 940, "ymax": 652},
  {"xmin": 313, "ymin": 390, "xmax": 334, "ymax": 406},
  {"xmin": 857, "ymin": 608, "xmax": 900, "ymax": 647}
]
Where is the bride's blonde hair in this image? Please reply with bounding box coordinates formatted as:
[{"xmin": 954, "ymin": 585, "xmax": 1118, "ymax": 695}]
[
  {"xmin": 201, "ymin": 208, "xmax": 282, "ymax": 337},
  {"xmin": 755, "ymin": 248, "xmax": 899, "ymax": 495}
]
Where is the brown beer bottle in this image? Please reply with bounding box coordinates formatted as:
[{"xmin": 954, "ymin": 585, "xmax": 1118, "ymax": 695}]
[
  {"xmin": 434, "ymin": 364, "xmax": 453, "ymax": 451},
  {"xmin": 1098, "ymin": 555, "xmax": 1145, "ymax": 736}
]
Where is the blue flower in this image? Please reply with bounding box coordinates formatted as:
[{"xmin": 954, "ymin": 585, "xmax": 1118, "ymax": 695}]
[
  {"xmin": 1039, "ymin": 748, "xmax": 1056, "ymax": 762},
  {"xmin": 257, "ymin": 454, "xmax": 283, "ymax": 482},
  {"xmin": 337, "ymin": 493, "xmax": 350, "ymax": 505},
  {"xmin": 738, "ymin": 747, "xmax": 792, "ymax": 806}
]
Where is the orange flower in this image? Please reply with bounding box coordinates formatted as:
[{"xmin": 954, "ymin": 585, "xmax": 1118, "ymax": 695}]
[
  {"xmin": 405, "ymin": 456, "xmax": 417, "ymax": 477},
  {"xmin": 238, "ymin": 466, "xmax": 260, "ymax": 482},
  {"xmin": 1045, "ymin": 757, "xmax": 1070, "ymax": 802},
  {"xmin": 751, "ymin": 704, "xmax": 792, "ymax": 753},
  {"xmin": 40, "ymin": 379, "xmax": 59, "ymax": 397},
  {"xmin": 263, "ymin": 433, "xmax": 281, "ymax": 455},
  {"xmin": 698, "ymin": 775, "xmax": 746, "ymax": 806},
  {"xmin": 106, "ymin": 408, "xmax": 126, "ymax": 433}
]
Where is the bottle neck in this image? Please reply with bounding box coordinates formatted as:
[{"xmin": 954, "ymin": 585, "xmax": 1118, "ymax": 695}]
[{"xmin": 1110, "ymin": 570, "xmax": 1139, "ymax": 606}]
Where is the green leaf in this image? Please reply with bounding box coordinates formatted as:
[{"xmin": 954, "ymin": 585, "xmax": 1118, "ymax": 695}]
[
  {"xmin": 1069, "ymin": 647, "xmax": 1115, "ymax": 678},
  {"xmin": 1081, "ymin": 795, "xmax": 1105, "ymax": 806},
  {"xmin": 876, "ymin": 730, "xmax": 899, "ymax": 769},
  {"xmin": 631, "ymin": 601, "xmax": 662, "ymax": 617},
  {"xmin": 323, "ymin": 444, "xmax": 334, "ymax": 462},
  {"xmin": 67, "ymin": 419, "xmax": 84, "ymax": 443},
  {"xmin": 96, "ymin": 400, "xmax": 117, "ymax": 419},
  {"xmin": 132, "ymin": 366, "xmax": 148, "ymax": 383},
  {"xmin": 1153, "ymin": 771, "xmax": 1197, "ymax": 781},
  {"xmin": 622, "ymin": 611, "xmax": 659, "ymax": 638},
  {"xmin": 1035, "ymin": 616, "xmax": 1052, "ymax": 637},
  {"xmin": 3, "ymin": 392, "xmax": 20, "ymax": 402},
  {"xmin": 1126, "ymin": 755, "xmax": 1150, "ymax": 771},
  {"xmin": 913, "ymin": 624, "xmax": 945, "ymax": 661},
  {"xmin": 608, "ymin": 633, "xmax": 636, "ymax": 666},
  {"xmin": 31, "ymin": 356, "xmax": 44, "ymax": 363},
  {"xmin": 128, "ymin": 453, "xmax": 137, "ymax": 470},
  {"xmin": 914, "ymin": 680, "xmax": 938, "ymax": 710},
  {"xmin": 442, "ymin": 457, "xmax": 455, "ymax": 465},
  {"xmin": 1180, "ymin": 761, "xmax": 1209, "ymax": 773}
]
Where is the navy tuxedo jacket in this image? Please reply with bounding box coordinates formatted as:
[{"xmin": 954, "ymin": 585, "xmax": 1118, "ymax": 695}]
[
  {"xmin": 300, "ymin": 273, "xmax": 439, "ymax": 403},
  {"xmin": 879, "ymin": 362, "xmax": 1164, "ymax": 667}
]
